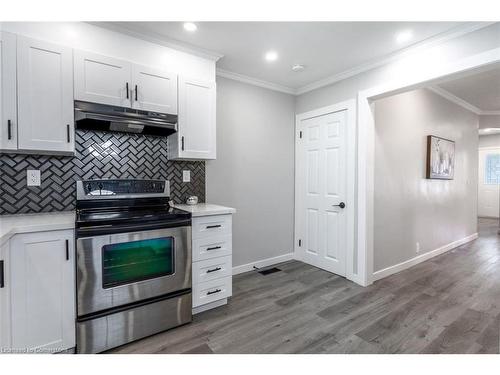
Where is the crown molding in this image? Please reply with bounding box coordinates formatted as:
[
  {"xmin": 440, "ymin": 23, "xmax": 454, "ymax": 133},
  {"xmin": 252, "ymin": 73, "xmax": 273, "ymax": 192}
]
[
  {"xmin": 427, "ymin": 86, "xmax": 482, "ymax": 114},
  {"xmin": 428, "ymin": 86, "xmax": 500, "ymax": 116},
  {"xmin": 295, "ymin": 22, "xmax": 496, "ymax": 96},
  {"xmin": 89, "ymin": 22, "xmax": 224, "ymax": 62},
  {"xmin": 216, "ymin": 68, "xmax": 296, "ymax": 95}
]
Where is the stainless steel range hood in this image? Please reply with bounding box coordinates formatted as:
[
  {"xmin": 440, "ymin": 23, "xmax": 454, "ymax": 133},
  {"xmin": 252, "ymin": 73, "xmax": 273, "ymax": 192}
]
[{"xmin": 75, "ymin": 101, "xmax": 177, "ymax": 137}]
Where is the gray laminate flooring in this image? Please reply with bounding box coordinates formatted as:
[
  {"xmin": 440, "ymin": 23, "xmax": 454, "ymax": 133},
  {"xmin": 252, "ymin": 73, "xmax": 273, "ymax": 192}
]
[{"xmin": 108, "ymin": 218, "xmax": 500, "ymax": 354}]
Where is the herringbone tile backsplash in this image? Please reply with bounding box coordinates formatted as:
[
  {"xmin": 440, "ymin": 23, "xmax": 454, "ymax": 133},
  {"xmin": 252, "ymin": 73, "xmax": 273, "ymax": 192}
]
[{"xmin": 0, "ymin": 130, "xmax": 205, "ymax": 215}]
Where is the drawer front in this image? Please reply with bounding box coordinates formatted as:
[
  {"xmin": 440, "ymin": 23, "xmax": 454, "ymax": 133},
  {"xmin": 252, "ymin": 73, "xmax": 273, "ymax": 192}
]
[
  {"xmin": 193, "ymin": 276, "xmax": 232, "ymax": 308},
  {"xmin": 192, "ymin": 215, "xmax": 232, "ymax": 239},
  {"xmin": 193, "ymin": 235, "xmax": 232, "ymax": 262},
  {"xmin": 193, "ymin": 256, "xmax": 232, "ymax": 284}
]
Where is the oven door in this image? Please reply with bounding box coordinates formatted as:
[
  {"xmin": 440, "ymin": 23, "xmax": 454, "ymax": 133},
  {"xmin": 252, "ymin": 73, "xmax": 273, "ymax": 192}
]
[{"xmin": 76, "ymin": 226, "xmax": 191, "ymax": 317}]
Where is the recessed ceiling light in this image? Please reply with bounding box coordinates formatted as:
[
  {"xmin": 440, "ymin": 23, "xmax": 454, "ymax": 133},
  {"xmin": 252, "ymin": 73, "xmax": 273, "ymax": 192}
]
[
  {"xmin": 183, "ymin": 22, "xmax": 197, "ymax": 32},
  {"xmin": 396, "ymin": 30, "xmax": 414, "ymax": 44},
  {"xmin": 264, "ymin": 51, "xmax": 278, "ymax": 62},
  {"xmin": 292, "ymin": 64, "xmax": 306, "ymax": 72}
]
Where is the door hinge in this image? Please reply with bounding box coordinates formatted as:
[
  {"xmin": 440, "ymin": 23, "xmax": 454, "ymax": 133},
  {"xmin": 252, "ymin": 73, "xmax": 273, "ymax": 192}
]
[
  {"xmin": 298, "ymin": 239, "xmax": 302, "ymax": 247},
  {"xmin": 299, "ymin": 131, "xmax": 302, "ymax": 139}
]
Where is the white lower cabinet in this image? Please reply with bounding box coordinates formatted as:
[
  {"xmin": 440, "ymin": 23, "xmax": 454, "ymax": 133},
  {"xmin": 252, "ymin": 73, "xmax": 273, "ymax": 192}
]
[
  {"xmin": 192, "ymin": 214, "xmax": 233, "ymax": 313},
  {"xmin": 0, "ymin": 229, "xmax": 75, "ymax": 353}
]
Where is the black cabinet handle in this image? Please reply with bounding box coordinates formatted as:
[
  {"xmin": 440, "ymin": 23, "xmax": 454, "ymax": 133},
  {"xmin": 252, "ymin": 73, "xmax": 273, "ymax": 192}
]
[
  {"xmin": 135, "ymin": 85, "xmax": 138, "ymax": 101},
  {"xmin": 206, "ymin": 267, "xmax": 222, "ymax": 274},
  {"xmin": 181, "ymin": 136, "xmax": 184, "ymax": 151},
  {"xmin": 206, "ymin": 246, "xmax": 222, "ymax": 251},
  {"xmin": 206, "ymin": 225, "xmax": 222, "ymax": 229},
  {"xmin": 207, "ymin": 289, "xmax": 221, "ymax": 295},
  {"xmin": 0, "ymin": 260, "xmax": 4, "ymax": 288},
  {"xmin": 66, "ymin": 124, "xmax": 71, "ymax": 143},
  {"xmin": 7, "ymin": 119, "xmax": 12, "ymax": 140},
  {"xmin": 332, "ymin": 202, "xmax": 346, "ymax": 209},
  {"xmin": 126, "ymin": 82, "xmax": 129, "ymax": 99},
  {"xmin": 65, "ymin": 240, "xmax": 69, "ymax": 261}
]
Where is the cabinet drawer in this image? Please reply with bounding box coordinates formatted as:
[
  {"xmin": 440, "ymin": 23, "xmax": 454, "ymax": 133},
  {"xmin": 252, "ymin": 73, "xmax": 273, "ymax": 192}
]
[
  {"xmin": 192, "ymin": 215, "xmax": 232, "ymax": 239},
  {"xmin": 193, "ymin": 276, "xmax": 232, "ymax": 308},
  {"xmin": 193, "ymin": 256, "xmax": 232, "ymax": 285},
  {"xmin": 192, "ymin": 235, "xmax": 232, "ymax": 262}
]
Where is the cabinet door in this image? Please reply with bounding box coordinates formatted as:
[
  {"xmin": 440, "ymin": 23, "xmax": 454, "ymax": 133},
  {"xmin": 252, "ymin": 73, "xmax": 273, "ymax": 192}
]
[
  {"xmin": 74, "ymin": 50, "xmax": 132, "ymax": 108},
  {"xmin": 173, "ymin": 77, "xmax": 216, "ymax": 160},
  {"xmin": 0, "ymin": 241, "xmax": 10, "ymax": 351},
  {"xmin": 131, "ymin": 64, "xmax": 177, "ymax": 114},
  {"xmin": 10, "ymin": 230, "xmax": 75, "ymax": 353},
  {"xmin": 0, "ymin": 31, "xmax": 17, "ymax": 151},
  {"xmin": 17, "ymin": 36, "xmax": 74, "ymax": 154}
]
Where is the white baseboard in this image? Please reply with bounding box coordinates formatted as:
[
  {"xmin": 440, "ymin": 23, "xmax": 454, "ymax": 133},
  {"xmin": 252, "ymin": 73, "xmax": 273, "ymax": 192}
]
[
  {"xmin": 372, "ymin": 233, "xmax": 478, "ymax": 282},
  {"xmin": 192, "ymin": 298, "xmax": 227, "ymax": 315},
  {"xmin": 232, "ymin": 253, "xmax": 294, "ymax": 275}
]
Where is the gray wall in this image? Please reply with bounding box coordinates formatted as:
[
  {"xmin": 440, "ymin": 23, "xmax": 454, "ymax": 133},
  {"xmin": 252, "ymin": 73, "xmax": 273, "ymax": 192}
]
[
  {"xmin": 479, "ymin": 115, "xmax": 500, "ymax": 130},
  {"xmin": 207, "ymin": 77, "xmax": 296, "ymax": 268},
  {"xmin": 373, "ymin": 88, "xmax": 478, "ymax": 272}
]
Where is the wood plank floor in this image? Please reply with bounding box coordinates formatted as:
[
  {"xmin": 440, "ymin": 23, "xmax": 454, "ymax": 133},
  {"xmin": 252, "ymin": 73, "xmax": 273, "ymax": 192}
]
[{"xmin": 108, "ymin": 218, "xmax": 500, "ymax": 354}]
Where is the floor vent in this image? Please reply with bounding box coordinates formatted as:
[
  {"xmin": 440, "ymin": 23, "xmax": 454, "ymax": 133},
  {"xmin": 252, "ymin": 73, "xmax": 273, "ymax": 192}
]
[{"xmin": 256, "ymin": 267, "xmax": 282, "ymax": 275}]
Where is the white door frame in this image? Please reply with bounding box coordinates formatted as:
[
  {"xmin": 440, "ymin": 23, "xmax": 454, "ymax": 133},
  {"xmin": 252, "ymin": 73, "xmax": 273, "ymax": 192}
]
[
  {"xmin": 294, "ymin": 99, "xmax": 357, "ymax": 283},
  {"xmin": 357, "ymin": 47, "xmax": 500, "ymax": 286}
]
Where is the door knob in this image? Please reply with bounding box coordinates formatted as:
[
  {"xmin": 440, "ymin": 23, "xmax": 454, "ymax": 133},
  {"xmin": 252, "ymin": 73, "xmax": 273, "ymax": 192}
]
[{"xmin": 333, "ymin": 202, "xmax": 346, "ymax": 209}]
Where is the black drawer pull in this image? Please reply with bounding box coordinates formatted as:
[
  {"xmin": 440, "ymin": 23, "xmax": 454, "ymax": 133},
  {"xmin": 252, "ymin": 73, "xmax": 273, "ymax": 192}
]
[
  {"xmin": 181, "ymin": 136, "xmax": 185, "ymax": 151},
  {"xmin": 206, "ymin": 246, "xmax": 222, "ymax": 251},
  {"xmin": 135, "ymin": 85, "xmax": 138, "ymax": 101},
  {"xmin": 7, "ymin": 119, "xmax": 12, "ymax": 140},
  {"xmin": 207, "ymin": 289, "xmax": 221, "ymax": 295},
  {"xmin": 65, "ymin": 239, "xmax": 69, "ymax": 261},
  {"xmin": 126, "ymin": 82, "xmax": 129, "ymax": 99},
  {"xmin": 206, "ymin": 224, "xmax": 222, "ymax": 229},
  {"xmin": 66, "ymin": 124, "xmax": 71, "ymax": 143},
  {"xmin": 0, "ymin": 260, "xmax": 4, "ymax": 288},
  {"xmin": 206, "ymin": 267, "xmax": 222, "ymax": 274}
]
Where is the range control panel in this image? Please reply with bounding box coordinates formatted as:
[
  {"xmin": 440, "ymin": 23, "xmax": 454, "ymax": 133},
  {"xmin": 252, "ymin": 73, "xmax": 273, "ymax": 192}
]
[{"xmin": 78, "ymin": 179, "xmax": 168, "ymax": 198}]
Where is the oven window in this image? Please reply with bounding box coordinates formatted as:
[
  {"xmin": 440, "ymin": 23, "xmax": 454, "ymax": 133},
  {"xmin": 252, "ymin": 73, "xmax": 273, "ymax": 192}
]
[{"xmin": 102, "ymin": 237, "xmax": 174, "ymax": 288}]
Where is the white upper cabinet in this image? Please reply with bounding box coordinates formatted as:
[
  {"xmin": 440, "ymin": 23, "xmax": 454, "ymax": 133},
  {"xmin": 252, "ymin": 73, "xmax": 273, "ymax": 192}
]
[
  {"xmin": 169, "ymin": 77, "xmax": 216, "ymax": 160},
  {"xmin": 8, "ymin": 230, "xmax": 75, "ymax": 353},
  {"xmin": 74, "ymin": 51, "xmax": 178, "ymax": 115},
  {"xmin": 0, "ymin": 32, "xmax": 18, "ymax": 151},
  {"xmin": 132, "ymin": 64, "xmax": 177, "ymax": 114},
  {"xmin": 17, "ymin": 36, "xmax": 74, "ymax": 154},
  {"xmin": 74, "ymin": 51, "xmax": 132, "ymax": 107}
]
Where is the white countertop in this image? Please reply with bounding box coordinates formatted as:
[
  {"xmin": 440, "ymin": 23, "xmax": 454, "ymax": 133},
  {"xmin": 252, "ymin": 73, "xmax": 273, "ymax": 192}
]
[
  {"xmin": 174, "ymin": 203, "xmax": 236, "ymax": 217},
  {"xmin": 0, "ymin": 211, "xmax": 75, "ymax": 246}
]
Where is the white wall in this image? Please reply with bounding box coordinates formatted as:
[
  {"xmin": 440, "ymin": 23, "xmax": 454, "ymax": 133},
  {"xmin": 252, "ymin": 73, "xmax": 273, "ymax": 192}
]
[
  {"xmin": 207, "ymin": 77, "xmax": 295, "ymax": 269},
  {"xmin": 0, "ymin": 22, "xmax": 215, "ymax": 82},
  {"xmin": 479, "ymin": 133, "xmax": 500, "ymax": 148},
  {"xmin": 479, "ymin": 115, "xmax": 500, "ymax": 131},
  {"xmin": 373, "ymin": 88, "xmax": 478, "ymax": 272}
]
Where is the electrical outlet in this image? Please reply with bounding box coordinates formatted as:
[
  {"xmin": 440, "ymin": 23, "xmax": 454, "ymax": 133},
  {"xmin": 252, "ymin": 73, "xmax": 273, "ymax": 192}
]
[
  {"xmin": 182, "ymin": 170, "xmax": 191, "ymax": 183},
  {"xmin": 27, "ymin": 170, "xmax": 41, "ymax": 187},
  {"xmin": 416, "ymin": 242, "xmax": 420, "ymax": 253}
]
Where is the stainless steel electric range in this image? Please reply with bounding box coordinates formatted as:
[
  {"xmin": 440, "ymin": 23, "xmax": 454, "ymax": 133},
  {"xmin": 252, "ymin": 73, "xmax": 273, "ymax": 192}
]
[{"xmin": 75, "ymin": 179, "xmax": 192, "ymax": 354}]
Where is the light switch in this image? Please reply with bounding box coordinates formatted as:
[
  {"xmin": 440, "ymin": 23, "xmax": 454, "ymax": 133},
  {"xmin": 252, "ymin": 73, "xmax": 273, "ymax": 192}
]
[
  {"xmin": 27, "ymin": 170, "xmax": 41, "ymax": 186},
  {"xmin": 182, "ymin": 170, "xmax": 191, "ymax": 183}
]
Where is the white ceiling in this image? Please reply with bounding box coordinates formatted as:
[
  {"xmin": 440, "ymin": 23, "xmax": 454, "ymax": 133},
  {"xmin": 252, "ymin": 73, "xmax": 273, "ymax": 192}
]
[
  {"xmin": 438, "ymin": 68, "xmax": 500, "ymax": 112},
  {"xmin": 108, "ymin": 22, "xmax": 475, "ymax": 92}
]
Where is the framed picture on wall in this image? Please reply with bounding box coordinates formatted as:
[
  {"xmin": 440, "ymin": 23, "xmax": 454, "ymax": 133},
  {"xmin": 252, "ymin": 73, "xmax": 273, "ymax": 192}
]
[{"xmin": 426, "ymin": 135, "xmax": 455, "ymax": 180}]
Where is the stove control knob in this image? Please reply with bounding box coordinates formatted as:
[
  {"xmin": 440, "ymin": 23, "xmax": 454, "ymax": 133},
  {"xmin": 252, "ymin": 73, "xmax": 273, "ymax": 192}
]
[
  {"xmin": 86, "ymin": 183, "xmax": 92, "ymax": 193},
  {"xmin": 98, "ymin": 183, "xmax": 103, "ymax": 190}
]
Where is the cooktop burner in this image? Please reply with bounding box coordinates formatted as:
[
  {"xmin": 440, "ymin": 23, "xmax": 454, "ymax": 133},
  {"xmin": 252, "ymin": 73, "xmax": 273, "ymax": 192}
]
[{"xmin": 75, "ymin": 179, "xmax": 191, "ymax": 237}]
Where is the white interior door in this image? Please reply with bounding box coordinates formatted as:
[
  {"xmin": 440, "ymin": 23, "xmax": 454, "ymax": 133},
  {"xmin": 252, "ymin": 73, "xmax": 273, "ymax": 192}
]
[
  {"xmin": 296, "ymin": 110, "xmax": 348, "ymax": 276},
  {"xmin": 478, "ymin": 148, "xmax": 500, "ymax": 218}
]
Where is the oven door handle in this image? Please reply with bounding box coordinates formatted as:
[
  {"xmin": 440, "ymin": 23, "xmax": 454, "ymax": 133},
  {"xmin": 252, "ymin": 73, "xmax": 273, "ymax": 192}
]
[{"xmin": 76, "ymin": 219, "xmax": 192, "ymax": 237}]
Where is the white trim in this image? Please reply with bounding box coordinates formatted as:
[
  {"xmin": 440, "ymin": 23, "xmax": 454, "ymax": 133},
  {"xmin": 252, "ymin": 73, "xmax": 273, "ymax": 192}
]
[
  {"xmin": 427, "ymin": 86, "xmax": 482, "ymax": 114},
  {"xmin": 478, "ymin": 146, "xmax": 500, "ymax": 150},
  {"xmin": 90, "ymin": 22, "xmax": 224, "ymax": 62},
  {"xmin": 232, "ymin": 253, "xmax": 294, "ymax": 275},
  {"xmin": 358, "ymin": 46, "xmax": 500, "ymax": 286},
  {"xmin": 372, "ymin": 233, "xmax": 478, "ymax": 281},
  {"xmin": 296, "ymin": 22, "xmax": 494, "ymax": 95},
  {"xmin": 294, "ymin": 99, "xmax": 358, "ymax": 284},
  {"xmin": 481, "ymin": 111, "xmax": 500, "ymax": 116},
  {"xmin": 216, "ymin": 68, "xmax": 296, "ymax": 95}
]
